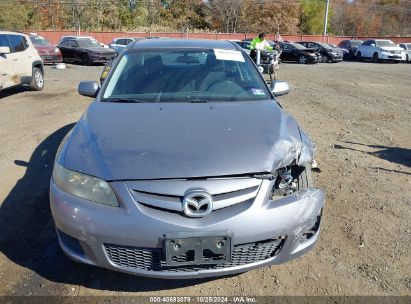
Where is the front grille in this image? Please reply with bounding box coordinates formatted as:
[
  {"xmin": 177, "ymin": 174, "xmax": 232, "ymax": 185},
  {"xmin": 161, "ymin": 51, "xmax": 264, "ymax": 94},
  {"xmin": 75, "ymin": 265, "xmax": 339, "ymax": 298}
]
[
  {"xmin": 104, "ymin": 238, "xmax": 284, "ymax": 272},
  {"xmin": 127, "ymin": 178, "xmax": 261, "ymax": 214}
]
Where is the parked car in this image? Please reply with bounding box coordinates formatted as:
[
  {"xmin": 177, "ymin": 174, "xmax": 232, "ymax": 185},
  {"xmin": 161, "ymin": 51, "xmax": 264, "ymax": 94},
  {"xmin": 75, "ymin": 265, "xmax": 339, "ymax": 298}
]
[
  {"xmin": 337, "ymin": 39, "xmax": 363, "ymax": 60},
  {"xmin": 50, "ymin": 38, "xmax": 325, "ymax": 278},
  {"xmin": 297, "ymin": 41, "xmax": 343, "ymax": 63},
  {"xmin": 58, "ymin": 36, "xmax": 108, "ymax": 48},
  {"xmin": 0, "ymin": 31, "xmax": 44, "ymax": 92},
  {"xmin": 398, "ymin": 43, "xmax": 411, "ymax": 62},
  {"xmin": 29, "ymin": 34, "xmax": 63, "ymax": 64},
  {"xmin": 231, "ymin": 40, "xmax": 251, "ymax": 55},
  {"xmin": 108, "ymin": 37, "xmax": 144, "ymax": 54},
  {"xmin": 57, "ymin": 37, "xmax": 116, "ymax": 65},
  {"xmin": 328, "ymin": 43, "xmax": 349, "ymax": 58},
  {"xmin": 356, "ymin": 39, "xmax": 404, "ymax": 62},
  {"xmin": 279, "ymin": 42, "xmax": 319, "ymax": 64}
]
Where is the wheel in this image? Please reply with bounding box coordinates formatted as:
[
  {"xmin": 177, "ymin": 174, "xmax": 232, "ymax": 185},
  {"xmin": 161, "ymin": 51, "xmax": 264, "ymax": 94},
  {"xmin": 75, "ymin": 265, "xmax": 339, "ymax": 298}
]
[
  {"xmin": 372, "ymin": 52, "xmax": 379, "ymax": 63},
  {"xmin": 322, "ymin": 55, "xmax": 329, "ymax": 63},
  {"xmin": 407, "ymin": 54, "xmax": 410, "ymax": 63},
  {"xmin": 298, "ymin": 55, "xmax": 307, "ymax": 64},
  {"xmin": 29, "ymin": 67, "xmax": 44, "ymax": 91},
  {"xmin": 357, "ymin": 52, "xmax": 362, "ymax": 61},
  {"xmin": 82, "ymin": 54, "xmax": 91, "ymax": 66},
  {"xmin": 317, "ymin": 54, "xmax": 322, "ymax": 62}
]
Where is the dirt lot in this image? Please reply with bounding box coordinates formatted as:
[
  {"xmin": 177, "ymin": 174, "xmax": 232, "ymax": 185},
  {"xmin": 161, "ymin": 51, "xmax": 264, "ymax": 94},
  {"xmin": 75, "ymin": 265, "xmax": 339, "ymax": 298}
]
[{"xmin": 0, "ymin": 61, "xmax": 410, "ymax": 297}]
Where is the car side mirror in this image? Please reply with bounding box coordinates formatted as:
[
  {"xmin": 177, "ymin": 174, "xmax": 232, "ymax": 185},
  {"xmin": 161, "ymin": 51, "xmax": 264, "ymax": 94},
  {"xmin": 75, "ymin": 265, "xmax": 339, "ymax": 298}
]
[
  {"xmin": 0, "ymin": 46, "xmax": 11, "ymax": 55},
  {"xmin": 78, "ymin": 81, "xmax": 99, "ymax": 97},
  {"xmin": 271, "ymin": 81, "xmax": 290, "ymax": 97}
]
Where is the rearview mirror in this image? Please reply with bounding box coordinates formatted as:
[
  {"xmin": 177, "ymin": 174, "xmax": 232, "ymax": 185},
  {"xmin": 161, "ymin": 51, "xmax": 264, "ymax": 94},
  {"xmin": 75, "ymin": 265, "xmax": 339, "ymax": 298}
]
[
  {"xmin": 0, "ymin": 46, "xmax": 10, "ymax": 55},
  {"xmin": 78, "ymin": 81, "xmax": 99, "ymax": 98},
  {"xmin": 270, "ymin": 81, "xmax": 290, "ymax": 97}
]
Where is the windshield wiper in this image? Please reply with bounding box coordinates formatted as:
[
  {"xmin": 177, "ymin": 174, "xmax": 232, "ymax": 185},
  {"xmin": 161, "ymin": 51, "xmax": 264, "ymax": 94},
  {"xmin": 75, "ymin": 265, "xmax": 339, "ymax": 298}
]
[
  {"xmin": 186, "ymin": 96, "xmax": 209, "ymax": 103},
  {"xmin": 104, "ymin": 98, "xmax": 150, "ymax": 103}
]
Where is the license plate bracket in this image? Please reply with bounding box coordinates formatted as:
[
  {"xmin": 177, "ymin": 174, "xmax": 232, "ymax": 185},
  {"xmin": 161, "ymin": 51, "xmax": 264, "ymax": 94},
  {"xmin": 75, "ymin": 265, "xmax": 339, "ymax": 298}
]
[{"xmin": 164, "ymin": 235, "xmax": 231, "ymax": 266}]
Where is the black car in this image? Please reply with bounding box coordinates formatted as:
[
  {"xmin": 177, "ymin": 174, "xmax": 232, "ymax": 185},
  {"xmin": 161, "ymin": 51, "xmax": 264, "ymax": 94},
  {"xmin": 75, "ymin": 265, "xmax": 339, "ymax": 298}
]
[
  {"xmin": 57, "ymin": 37, "xmax": 116, "ymax": 65},
  {"xmin": 337, "ymin": 39, "xmax": 363, "ymax": 60},
  {"xmin": 279, "ymin": 42, "xmax": 319, "ymax": 64},
  {"xmin": 297, "ymin": 41, "xmax": 343, "ymax": 63}
]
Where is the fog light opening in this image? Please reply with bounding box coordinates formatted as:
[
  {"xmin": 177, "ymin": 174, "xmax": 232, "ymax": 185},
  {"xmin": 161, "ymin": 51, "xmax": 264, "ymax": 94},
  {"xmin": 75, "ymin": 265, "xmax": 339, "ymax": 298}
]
[{"xmin": 299, "ymin": 210, "xmax": 322, "ymax": 243}]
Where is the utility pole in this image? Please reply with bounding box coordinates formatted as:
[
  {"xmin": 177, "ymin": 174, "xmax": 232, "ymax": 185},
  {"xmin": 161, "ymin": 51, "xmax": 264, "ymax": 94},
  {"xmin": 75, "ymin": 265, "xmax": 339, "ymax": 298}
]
[{"xmin": 323, "ymin": 0, "xmax": 330, "ymax": 36}]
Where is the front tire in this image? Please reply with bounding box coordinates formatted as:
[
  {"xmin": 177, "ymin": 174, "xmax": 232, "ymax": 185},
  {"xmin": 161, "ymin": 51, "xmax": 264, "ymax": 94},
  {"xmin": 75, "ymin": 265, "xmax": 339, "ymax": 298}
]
[
  {"xmin": 298, "ymin": 55, "xmax": 307, "ymax": 64},
  {"xmin": 372, "ymin": 52, "xmax": 379, "ymax": 63},
  {"xmin": 29, "ymin": 67, "xmax": 44, "ymax": 91},
  {"xmin": 82, "ymin": 54, "xmax": 91, "ymax": 66},
  {"xmin": 357, "ymin": 52, "xmax": 362, "ymax": 61}
]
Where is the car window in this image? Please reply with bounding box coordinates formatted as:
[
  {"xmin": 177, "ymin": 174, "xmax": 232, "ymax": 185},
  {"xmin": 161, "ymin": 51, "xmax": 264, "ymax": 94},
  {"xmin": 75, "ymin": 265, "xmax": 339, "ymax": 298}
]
[
  {"xmin": 68, "ymin": 40, "xmax": 78, "ymax": 47},
  {"xmin": 30, "ymin": 36, "xmax": 51, "ymax": 46},
  {"xmin": 7, "ymin": 35, "xmax": 28, "ymax": 52},
  {"xmin": 77, "ymin": 38, "xmax": 100, "ymax": 48},
  {"xmin": 376, "ymin": 40, "xmax": 396, "ymax": 47},
  {"xmin": 116, "ymin": 39, "xmax": 125, "ymax": 45},
  {"xmin": 351, "ymin": 41, "xmax": 362, "ymax": 47},
  {"xmin": 290, "ymin": 43, "xmax": 306, "ymax": 50},
  {"xmin": 60, "ymin": 40, "xmax": 69, "ymax": 46},
  {"xmin": 362, "ymin": 40, "xmax": 371, "ymax": 46},
  {"xmin": 102, "ymin": 49, "xmax": 271, "ymax": 103},
  {"xmin": 0, "ymin": 35, "xmax": 9, "ymax": 47},
  {"xmin": 125, "ymin": 39, "xmax": 133, "ymax": 45}
]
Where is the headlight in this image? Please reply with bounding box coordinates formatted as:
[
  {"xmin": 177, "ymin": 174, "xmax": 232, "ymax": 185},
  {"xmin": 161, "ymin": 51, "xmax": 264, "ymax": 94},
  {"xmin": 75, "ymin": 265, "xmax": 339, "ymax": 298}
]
[
  {"xmin": 54, "ymin": 47, "xmax": 60, "ymax": 53},
  {"xmin": 52, "ymin": 163, "xmax": 119, "ymax": 207}
]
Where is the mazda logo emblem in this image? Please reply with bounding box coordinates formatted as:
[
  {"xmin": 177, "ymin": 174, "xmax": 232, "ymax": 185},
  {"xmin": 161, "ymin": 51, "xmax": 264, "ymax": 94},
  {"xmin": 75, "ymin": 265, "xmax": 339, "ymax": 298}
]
[{"xmin": 182, "ymin": 190, "xmax": 213, "ymax": 218}]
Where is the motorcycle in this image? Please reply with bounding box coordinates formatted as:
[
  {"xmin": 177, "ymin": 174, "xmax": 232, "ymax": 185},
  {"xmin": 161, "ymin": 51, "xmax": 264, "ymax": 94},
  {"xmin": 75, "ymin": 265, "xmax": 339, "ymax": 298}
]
[{"xmin": 250, "ymin": 49, "xmax": 281, "ymax": 83}]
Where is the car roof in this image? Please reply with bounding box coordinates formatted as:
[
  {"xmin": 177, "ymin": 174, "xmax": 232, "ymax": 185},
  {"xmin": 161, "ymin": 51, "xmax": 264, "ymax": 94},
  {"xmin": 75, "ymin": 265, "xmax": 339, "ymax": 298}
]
[
  {"xmin": 128, "ymin": 38, "xmax": 239, "ymax": 50},
  {"xmin": 0, "ymin": 31, "xmax": 27, "ymax": 37}
]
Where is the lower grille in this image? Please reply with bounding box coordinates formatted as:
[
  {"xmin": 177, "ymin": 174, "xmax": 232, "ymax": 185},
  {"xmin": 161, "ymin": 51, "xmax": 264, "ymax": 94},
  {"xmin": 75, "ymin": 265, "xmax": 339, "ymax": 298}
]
[{"xmin": 104, "ymin": 238, "xmax": 284, "ymax": 272}]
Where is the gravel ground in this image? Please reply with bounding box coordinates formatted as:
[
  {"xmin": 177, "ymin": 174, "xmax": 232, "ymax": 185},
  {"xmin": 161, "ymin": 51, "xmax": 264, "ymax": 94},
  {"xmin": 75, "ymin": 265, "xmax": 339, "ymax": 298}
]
[{"xmin": 0, "ymin": 61, "xmax": 410, "ymax": 298}]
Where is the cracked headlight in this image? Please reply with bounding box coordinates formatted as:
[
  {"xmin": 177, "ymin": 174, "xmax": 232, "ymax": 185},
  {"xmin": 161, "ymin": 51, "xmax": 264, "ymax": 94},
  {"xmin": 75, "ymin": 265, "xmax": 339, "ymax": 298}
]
[{"xmin": 52, "ymin": 163, "xmax": 119, "ymax": 207}]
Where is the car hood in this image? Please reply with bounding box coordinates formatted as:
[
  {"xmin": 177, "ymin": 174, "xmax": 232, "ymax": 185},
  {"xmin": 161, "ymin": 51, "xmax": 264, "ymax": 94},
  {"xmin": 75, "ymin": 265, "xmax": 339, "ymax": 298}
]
[
  {"xmin": 380, "ymin": 46, "xmax": 403, "ymax": 51},
  {"xmin": 61, "ymin": 101, "xmax": 312, "ymax": 180},
  {"xmin": 83, "ymin": 47, "xmax": 116, "ymax": 54},
  {"xmin": 34, "ymin": 45, "xmax": 56, "ymax": 51}
]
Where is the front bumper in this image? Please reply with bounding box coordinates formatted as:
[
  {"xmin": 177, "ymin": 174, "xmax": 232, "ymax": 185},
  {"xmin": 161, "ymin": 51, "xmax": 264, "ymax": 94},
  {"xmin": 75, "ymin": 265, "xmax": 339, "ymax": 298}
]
[
  {"xmin": 330, "ymin": 55, "xmax": 343, "ymax": 62},
  {"xmin": 40, "ymin": 54, "xmax": 63, "ymax": 64},
  {"xmin": 50, "ymin": 178, "xmax": 325, "ymax": 279},
  {"xmin": 90, "ymin": 55, "xmax": 116, "ymax": 63},
  {"xmin": 380, "ymin": 53, "xmax": 403, "ymax": 61}
]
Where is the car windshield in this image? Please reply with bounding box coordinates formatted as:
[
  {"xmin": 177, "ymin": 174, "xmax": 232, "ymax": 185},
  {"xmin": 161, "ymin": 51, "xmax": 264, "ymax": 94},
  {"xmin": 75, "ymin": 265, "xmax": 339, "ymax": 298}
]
[
  {"xmin": 404, "ymin": 43, "xmax": 411, "ymax": 49},
  {"xmin": 77, "ymin": 38, "xmax": 101, "ymax": 48},
  {"xmin": 351, "ymin": 40, "xmax": 363, "ymax": 47},
  {"xmin": 316, "ymin": 42, "xmax": 332, "ymax": 49},
  {"xmin": 376, "ymin": 40, "xmax": 396, "ymax": 47},
  {"xmin": 102, "ymin": 49, "xmax": 271, "ymax": 102},
  {"xmin": 30, "ymin": 36, "xmax": 51, "ymax": 46},
  {"xmin": 290, "ymin": 42, "xmax": 306, "ymax": 50}
]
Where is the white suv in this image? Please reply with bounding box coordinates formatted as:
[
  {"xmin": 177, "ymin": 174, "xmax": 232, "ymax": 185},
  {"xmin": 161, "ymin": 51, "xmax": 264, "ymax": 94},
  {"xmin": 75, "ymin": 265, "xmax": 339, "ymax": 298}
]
[
  {"xmin": 0, "ymin": 31, "xmax": 44, "ymax": 92},
  {"xmin": 356, "ymin": 39, "xmax": 404, "ymax": 62}
]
